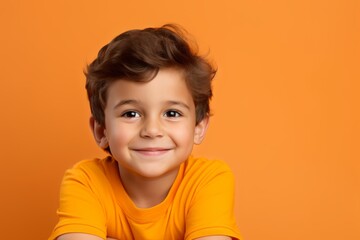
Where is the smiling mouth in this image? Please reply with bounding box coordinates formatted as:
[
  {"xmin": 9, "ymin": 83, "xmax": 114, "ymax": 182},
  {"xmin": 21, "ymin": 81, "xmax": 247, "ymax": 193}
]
[{"xmin": 131, "ymin": 148, "xmax": 172, "ymax": 156}]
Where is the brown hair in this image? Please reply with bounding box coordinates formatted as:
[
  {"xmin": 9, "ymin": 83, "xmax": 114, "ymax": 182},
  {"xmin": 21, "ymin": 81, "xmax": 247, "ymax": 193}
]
[{"xmin": 85, "ymin": 24, "xmax": 216, "ymax": 127}]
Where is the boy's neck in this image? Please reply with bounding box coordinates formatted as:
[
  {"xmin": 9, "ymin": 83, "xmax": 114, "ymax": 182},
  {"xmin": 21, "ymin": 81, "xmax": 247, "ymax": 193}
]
[{"xmin": 118, "ymin": 165, "xmax": 180, "ymax": 208}]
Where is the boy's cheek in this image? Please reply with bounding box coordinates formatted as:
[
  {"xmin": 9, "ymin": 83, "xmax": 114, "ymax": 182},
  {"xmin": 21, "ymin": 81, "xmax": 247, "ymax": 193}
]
[
  {"xmin": 107, "ymin": 129, "xmax": 134, "ymax": 146},
  {"xmin": 169, "ymin": 128, "xmax": 197, "ymax": 146}
]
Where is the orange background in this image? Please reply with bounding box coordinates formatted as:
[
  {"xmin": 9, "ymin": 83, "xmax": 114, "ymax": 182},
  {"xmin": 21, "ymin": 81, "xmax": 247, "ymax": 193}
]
[{"xmin": 0, "ymin": 0, "xmax": 359, "ymax": 239}]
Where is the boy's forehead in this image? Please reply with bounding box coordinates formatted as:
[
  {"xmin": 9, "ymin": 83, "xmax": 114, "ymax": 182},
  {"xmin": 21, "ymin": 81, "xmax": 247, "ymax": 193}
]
[{"xmin": 106, "ymin": 68, "xmax": 193, "ymax": 104}]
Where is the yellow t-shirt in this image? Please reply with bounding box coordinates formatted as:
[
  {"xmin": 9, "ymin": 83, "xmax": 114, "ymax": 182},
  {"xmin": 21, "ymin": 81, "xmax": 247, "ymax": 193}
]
[{"xmin": 49, "ymin": 156, "xmax": 242, "ymax": 240}]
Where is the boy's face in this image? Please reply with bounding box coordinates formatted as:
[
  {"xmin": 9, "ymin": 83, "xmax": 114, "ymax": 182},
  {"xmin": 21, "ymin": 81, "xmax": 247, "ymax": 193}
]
[{"xmin": 93, "ymin": 68, "xmax": 208, "ymax": 179}]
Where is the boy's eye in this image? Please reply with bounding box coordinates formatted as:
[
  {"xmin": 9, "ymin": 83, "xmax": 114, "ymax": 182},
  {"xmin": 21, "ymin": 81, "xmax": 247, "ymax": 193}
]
[
  {"xmin": 121, "ymin": 111, "xmax": 141, "ymax": 118},
  {"xmin": 164, "ymin": 110, "xmax": 182, "ymax": 118}
]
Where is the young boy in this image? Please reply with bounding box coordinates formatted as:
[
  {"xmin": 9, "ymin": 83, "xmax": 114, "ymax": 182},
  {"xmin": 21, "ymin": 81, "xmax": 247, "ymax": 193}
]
[{"xmin": 49, "ymin": 24, "xmax": 242, "ymax": 240}]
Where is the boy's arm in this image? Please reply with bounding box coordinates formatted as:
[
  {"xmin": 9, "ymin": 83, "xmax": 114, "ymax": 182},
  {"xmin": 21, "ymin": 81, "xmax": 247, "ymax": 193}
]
[
  {"xmin": 57, "ymin": 233, "xmax": 118, "ymax": 240},
  {"xmin": 56, "ymin": 232, "xmax": 231, "ymax": 240},
  {"xmin": 194, "ymin": 236, "xmax": 232, "ymax": 240},
  {"xmin": 185, "ymin": 162, "xmax": 242, "ymax": 240},
  {"xmin": 49, "ymin": 164, "xmax": 109, "ymax": 239}
]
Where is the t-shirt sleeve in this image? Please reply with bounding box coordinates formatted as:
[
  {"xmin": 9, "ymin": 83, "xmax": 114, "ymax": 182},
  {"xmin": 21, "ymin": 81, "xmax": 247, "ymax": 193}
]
[
  {"xmin": 185, "ymin": 162, "xmax": 242, "ymax": 240},
  {"xmin": 48, "ymin": 163, "xmax": 107, "ymax": 240}
]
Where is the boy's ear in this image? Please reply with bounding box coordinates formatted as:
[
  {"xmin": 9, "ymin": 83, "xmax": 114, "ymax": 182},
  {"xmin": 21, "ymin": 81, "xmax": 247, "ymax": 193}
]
[
  {"xmin": 193, "ymin": 116, "xmax": 210, "ymax": 145},
  {"xmin": 89, "ymin": 116, "xmax": 109, "ymax": 149}
]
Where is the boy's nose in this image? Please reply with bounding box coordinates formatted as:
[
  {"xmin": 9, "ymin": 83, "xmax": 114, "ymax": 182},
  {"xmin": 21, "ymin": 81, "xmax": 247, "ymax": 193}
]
[{"xmin": 140, "ymin": 117, "xmax": 164, "ymax": 138}]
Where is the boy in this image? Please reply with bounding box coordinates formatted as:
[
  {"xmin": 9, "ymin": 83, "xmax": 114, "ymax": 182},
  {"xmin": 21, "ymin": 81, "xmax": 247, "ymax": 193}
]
[{"xmin": 49, "ymin": 24, "xmax": 242, "ymax": 240}]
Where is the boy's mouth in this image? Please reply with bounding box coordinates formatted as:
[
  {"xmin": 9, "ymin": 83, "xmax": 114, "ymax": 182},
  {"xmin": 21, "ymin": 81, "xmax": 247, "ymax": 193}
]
[{"xmin": 131, "ymin": 148, "xmax": 173, "ymax": 156}]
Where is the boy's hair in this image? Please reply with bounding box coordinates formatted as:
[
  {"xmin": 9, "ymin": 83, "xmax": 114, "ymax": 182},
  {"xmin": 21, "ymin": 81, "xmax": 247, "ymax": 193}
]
[{"xmin": 85, "ymin": 24, "xmax": 216, "ymax": 127}]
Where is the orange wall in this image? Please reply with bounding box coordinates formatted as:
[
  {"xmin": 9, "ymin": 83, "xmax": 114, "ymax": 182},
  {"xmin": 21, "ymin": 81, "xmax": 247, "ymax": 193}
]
[{"xmin": 0, "ymin": 0, "xmax": 359, "ymax": 239}]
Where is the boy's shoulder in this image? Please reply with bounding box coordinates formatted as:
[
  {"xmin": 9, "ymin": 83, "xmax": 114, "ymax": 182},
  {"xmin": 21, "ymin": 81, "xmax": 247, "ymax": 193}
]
[
  {"xmin": 182, "ymin": 156, "xmax": 235, "ymax": 183},
  {"xmin": 71, "ymin": 156, "xmax": 115, "ymax": 169},
  {"xmin": 67, "ymin": 156, "xmax": 113, "ymax": 174},
  {"xmin": 186, "ymin": 155, "xmax": 233, "ymax": 171},
  {"xmin": 63, "ymin": 156, "xmax": 118, "ymax": 185}
]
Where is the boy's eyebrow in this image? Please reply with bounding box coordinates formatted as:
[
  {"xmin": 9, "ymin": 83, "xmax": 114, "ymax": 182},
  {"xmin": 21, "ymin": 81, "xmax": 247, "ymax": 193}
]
[
  {"xmin": 113, "ymin": 100, "xmax": 190, "ymax": 110},
  {"xmin": 166, "ymin": 100, "xmax": 190, "ymax": 110},
  {"xmin": 113, "ymin": 99, "xmax": 140, "ymax": 109}
]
